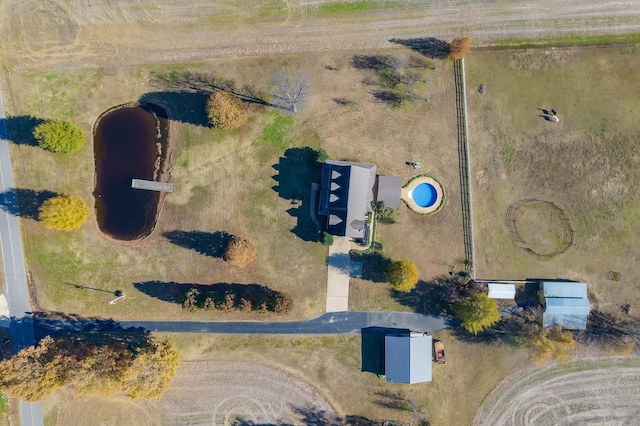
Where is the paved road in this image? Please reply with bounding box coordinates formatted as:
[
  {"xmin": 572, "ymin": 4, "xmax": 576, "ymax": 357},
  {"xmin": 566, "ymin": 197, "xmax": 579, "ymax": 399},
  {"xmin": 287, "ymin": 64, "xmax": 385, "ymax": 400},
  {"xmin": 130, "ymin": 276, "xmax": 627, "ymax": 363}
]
[
  {"xmin": 34, "ymin": 312, "xmax": 451, "ymax": 337},
  {"xmin": 0, "ymin": 91, "xmax": 44, "ymax": 426}
]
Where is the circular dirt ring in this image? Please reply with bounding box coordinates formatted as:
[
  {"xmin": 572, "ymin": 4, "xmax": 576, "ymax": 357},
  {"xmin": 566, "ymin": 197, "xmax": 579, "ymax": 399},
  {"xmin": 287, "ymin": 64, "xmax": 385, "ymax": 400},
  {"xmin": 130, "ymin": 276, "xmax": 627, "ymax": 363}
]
[
  {"xmin": 505, "ymin": 199, "xmax": 573, "ymax": 260},
  {"xmin": 153, "ymin": 361, "xmax": 340, "ymax": 425},
  {"xmin": 473, "ymin": 358, "xmax": 640, "ymax": 426}
]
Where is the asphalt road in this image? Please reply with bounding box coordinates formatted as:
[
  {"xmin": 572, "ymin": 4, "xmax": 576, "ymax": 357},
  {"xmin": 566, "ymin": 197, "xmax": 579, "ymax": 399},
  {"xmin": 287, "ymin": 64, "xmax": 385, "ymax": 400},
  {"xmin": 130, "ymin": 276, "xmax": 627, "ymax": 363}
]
[
  {"xmin": 34, "ymin": 312, "xmax": 451, "ymax": 337},
  {"xmin": 0, "ymin": 91, "xmax": 44, "ymax": 426}
]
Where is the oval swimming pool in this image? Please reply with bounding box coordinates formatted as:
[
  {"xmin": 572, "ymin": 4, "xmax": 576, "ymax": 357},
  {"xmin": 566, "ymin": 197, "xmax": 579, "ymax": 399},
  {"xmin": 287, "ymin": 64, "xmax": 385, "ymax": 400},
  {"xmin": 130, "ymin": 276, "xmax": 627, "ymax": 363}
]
[{"xmin": 411, "ymin": 183, "xmax": 437, "ymax": 208}]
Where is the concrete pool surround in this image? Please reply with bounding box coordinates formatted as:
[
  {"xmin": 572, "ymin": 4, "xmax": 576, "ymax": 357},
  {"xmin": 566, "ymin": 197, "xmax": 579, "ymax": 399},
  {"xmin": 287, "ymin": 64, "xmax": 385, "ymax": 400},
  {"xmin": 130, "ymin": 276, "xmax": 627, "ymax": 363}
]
[{"xmin": 401, "ymin": 175, "xmax": 445, "ymax": 215}]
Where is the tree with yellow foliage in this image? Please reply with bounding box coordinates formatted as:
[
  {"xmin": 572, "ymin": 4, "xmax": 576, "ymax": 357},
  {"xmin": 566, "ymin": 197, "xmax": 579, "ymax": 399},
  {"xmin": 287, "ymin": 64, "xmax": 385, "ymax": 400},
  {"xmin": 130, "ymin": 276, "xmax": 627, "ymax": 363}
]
[
  {"xmin": 38, "ymin": 195, "xmax": 89, "ymax": 231},
  {"xmin": 454, "ymin": 290, "xmax": 501, "ymax": 334},
  {"xmin": 527, "ymin": 326, "xmax": 577, "ymax": 364},
  {"xmin": 121, "ymin": 338, "xmax": 181, "ymax": 400},
  {"xmin": 388, "ymin": 259, "xmax": 419, "ymax": 293}
]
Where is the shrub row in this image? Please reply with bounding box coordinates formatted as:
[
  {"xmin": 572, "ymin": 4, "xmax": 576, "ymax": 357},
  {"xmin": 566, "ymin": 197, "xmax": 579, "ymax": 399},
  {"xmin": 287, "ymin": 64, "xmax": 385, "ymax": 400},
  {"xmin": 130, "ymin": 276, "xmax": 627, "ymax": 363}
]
[{"xmin": 182, "ymin": 285, "xmax": 293, "ymax": 315}]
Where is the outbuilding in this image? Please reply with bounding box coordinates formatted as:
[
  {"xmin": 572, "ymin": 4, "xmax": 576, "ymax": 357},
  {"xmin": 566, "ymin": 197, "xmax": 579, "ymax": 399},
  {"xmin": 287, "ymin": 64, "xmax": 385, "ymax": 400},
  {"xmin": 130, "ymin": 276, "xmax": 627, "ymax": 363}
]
[{"xmin": 384, "ymin": 333, "xmax": 432, "ymax": 384}]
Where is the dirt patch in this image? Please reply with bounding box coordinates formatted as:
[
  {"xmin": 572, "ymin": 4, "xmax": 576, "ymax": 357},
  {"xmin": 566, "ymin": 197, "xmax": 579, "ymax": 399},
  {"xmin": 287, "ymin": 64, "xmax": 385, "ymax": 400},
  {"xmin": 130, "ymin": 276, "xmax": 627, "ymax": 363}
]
[
  {"xmin": 473, "ymin": 358, "xmax": 640, "ymax": 425},
  {"xmin": 506, "ymin": 199, "xmax": 573, "ymax": 260}
]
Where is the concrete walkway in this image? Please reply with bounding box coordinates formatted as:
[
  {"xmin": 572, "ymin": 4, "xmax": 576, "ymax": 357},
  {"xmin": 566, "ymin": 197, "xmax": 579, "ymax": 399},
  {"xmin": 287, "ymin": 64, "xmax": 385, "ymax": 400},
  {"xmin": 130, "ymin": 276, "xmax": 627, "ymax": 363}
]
[
  {"xmin": 326, "ymin": 236, "xmax": 352, "ymax": 312},
  {"xmin": 0, "ymin": 91, "xmax": 44, "ymax": 425}
]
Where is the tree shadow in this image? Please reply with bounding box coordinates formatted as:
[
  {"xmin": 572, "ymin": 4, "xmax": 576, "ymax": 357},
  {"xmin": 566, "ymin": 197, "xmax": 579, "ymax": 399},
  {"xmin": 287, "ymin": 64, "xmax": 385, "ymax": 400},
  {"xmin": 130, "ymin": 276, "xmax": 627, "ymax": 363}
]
[
  {"xmin": 139, "ymin": 91, "xmax": 211, "ymax": 127},
  {"xmin": 351, "ymin": 55, "xmax": 391, "ymax": 70},
  {"xmin": 0, "ymin": 188, "xmax": 57, "ymax": 220},
  {"xmin": 327, "ymin": 251, "xmax": 352, "ymax": 275},
  {"xmin": 350, "ymin": 251, "xmax": 391, "ymax": 283},
  {"xmin": 290, "ymin": 404, "xmax": 343, "ymax": 425},
  {"xmin": 390, "ymin": 276, "xmax": 455, "ymax": 316},
  {"xmin": 372, "ymin": 90, "xmax": 404, "ymax": 107},
  {"xmin": 344, "ymin": 416, "xmax": 379, "ymax": 426},
  {"xmin": 143, "ymin": 71, "xmax": 276, "ymax": 127},
  {"xmin": 272, "ymin": 147, "xmax": 323, "ymax": 241},
  {"xmin": 163, "ymin": 230, "xmax": 231, "ymax": 258},
  {"xmin": 389, "ymin": 37, "xmax": 450, "ymax": 59},
  {"xmin": 32, "ymin": 312, "xmax": 151, "ymax": 351},
  {"xmin": 1, "ymin": 116, "xmax": 45, "ymax": 146},
  {"xmin": 133, "ymin": 281, "xmax": 278, "ymax": 305},
  {"xmin": 361, "ymin": 326, "xmax": 410, "ymax": 375},
  {"xmin": 374, "ymin": 389, "xmax": 412, "ymax": 412}
]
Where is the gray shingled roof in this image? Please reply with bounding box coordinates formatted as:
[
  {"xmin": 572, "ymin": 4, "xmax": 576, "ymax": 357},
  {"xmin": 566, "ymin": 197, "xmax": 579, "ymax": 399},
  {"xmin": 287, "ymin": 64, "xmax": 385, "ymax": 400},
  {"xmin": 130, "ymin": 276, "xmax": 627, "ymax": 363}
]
[
  {"xmin": 376, "ymin": 175, "xmax": 402, "ymax": 208},
  {"xmin": 319, "ymin": 160, "xmax": 376, "ymax": 238}
]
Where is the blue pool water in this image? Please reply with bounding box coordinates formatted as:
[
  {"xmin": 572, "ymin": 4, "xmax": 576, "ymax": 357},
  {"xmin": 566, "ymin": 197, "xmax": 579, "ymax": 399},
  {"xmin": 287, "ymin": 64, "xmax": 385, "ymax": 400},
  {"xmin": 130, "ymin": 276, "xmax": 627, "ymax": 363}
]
[{"xmin": 412, "ymin": 183, "xmax": 437, "ymax": 208}]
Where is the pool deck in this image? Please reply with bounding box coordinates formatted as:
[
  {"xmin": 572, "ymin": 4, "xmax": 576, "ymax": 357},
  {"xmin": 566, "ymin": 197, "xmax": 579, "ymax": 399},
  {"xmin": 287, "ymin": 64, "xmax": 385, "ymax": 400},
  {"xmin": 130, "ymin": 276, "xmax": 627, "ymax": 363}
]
[{"xmin": 401, "ymin": 176, "xmax": 444, "ymax": 214}]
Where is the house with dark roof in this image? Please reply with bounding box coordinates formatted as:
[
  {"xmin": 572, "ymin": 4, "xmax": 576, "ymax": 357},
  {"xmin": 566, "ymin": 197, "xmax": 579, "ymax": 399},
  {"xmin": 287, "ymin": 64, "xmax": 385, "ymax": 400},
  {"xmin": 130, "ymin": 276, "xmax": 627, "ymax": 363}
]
[
  {"xmin": 385, "ymin": 333, "xmax": 433, "ymax": 384},
  {"xmin": 318, "ymin": 160, "xmax": 401, "ymax": 242},
  {"xmin": 541, "ymin": 281, "xmax": 591, "ymax": 330}
]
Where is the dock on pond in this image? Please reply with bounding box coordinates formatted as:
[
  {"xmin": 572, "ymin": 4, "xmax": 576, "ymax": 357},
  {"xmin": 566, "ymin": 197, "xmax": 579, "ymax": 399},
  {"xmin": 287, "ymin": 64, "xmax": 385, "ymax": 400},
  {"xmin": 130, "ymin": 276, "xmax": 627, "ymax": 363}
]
[{"xmin": 131, "ymin": 179, "xmax": 173, "ymax": 192}]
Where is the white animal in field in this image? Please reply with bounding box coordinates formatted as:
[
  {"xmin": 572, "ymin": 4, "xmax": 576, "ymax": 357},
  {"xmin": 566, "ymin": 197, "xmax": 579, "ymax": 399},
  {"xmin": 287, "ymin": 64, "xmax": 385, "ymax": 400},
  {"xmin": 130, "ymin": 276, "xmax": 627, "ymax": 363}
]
[{"xmin": 551, "ymin": 115, "xmax": 559, "ymax": 123}]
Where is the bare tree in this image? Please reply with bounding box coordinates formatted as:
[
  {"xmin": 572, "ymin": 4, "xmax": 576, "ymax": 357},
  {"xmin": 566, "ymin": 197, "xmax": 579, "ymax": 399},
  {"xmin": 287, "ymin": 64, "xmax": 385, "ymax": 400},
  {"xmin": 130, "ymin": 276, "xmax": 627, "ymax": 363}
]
[{"xmin": 271, "ymin": 70, "xmax": 310, "ymax": 113}]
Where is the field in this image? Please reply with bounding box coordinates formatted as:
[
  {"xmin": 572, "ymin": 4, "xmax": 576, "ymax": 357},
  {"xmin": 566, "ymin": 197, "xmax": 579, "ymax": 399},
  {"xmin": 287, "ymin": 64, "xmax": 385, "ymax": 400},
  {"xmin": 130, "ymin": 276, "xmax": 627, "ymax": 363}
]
[
  {"xmin": 474, "ymin": 357, "xmax": 640, "ymax": 425},
  {"xmin": 466, "ymin": 47, "xmax": 640, "ymax": 316},
  {"xmin": 42, "ymin": 331, "xmax": 527, "ymax": 425},
  {"xmin": 1, "ymin": 46, "xmax": 465, "ymax": 320},
  {"xmin": 2, "ymin": 0, "xmax": 640, "ymax": 73}
]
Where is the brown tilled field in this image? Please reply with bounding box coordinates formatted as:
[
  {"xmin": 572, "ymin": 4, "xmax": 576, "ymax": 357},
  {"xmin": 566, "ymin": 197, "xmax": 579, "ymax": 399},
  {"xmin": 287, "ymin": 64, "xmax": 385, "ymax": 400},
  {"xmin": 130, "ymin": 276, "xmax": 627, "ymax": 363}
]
[{"xmin": 473, "ymin": 358, "xmax": 640, "ymax": 425}]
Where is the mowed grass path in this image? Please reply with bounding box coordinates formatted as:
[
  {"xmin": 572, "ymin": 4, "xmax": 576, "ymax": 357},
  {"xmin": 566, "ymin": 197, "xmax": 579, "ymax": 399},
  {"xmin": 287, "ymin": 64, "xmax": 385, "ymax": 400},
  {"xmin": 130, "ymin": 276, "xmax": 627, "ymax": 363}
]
[{"xmin": 466, "ymin": 47, "xmax": 640, "ymax": 313}]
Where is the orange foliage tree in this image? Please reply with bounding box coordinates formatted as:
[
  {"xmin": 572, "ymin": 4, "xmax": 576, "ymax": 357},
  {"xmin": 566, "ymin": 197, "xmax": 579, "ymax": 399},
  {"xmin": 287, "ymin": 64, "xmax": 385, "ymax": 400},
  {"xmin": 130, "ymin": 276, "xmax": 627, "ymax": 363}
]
[
  {"xmin": 206, "ymin": 91, "xmax": 247, "ymax": 129},
  {"xmin": 224, "ymin": 235, "xmax": 257, "ymax": 266},
  {"xmin": 449, "ymin": 36, "xmax": 471, "ymax": 60}
]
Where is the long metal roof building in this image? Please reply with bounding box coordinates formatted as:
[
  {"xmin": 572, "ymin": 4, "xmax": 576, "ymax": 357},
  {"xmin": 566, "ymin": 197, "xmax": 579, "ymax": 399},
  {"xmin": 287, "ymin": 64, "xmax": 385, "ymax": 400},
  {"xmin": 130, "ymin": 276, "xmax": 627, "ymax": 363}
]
[
  {"xmin": 541, "ymin": 281, "xmax": 590, "ymax": 330},
  {"xmin": 385, "ymin": 333, "xmax": 432, "ymax": 384}
]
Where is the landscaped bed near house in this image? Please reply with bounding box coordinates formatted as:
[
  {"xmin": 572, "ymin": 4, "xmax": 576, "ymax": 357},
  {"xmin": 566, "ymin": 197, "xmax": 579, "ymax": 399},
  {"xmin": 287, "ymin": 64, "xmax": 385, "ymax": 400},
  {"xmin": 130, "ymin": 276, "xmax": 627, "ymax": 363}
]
[{"xmin": 3, "ymin": 48, "xmax": 464, "ymax": 320}]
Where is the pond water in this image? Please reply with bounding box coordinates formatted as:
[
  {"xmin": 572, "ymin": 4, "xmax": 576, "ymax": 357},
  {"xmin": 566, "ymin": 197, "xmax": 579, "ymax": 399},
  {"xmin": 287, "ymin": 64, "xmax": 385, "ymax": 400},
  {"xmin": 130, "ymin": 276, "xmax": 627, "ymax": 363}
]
[{"xmin": 94, "ymin": 104, "xmax": 169, "ymax": 241}]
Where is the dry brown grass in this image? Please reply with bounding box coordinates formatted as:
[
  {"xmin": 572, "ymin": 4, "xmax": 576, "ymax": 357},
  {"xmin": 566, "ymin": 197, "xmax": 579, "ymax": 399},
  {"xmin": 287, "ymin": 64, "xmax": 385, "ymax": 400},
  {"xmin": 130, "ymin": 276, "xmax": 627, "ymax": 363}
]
[
  {"xmin": 466, "ymin": 47, "xmax": 640, "ymax": 316},
  {"xmin": 41, "ymin": 332, "xmax": 526, "ymax": 425},
  {"xmin": 2, "ymin": 48, "xmax": 463, "ymax": 319}
]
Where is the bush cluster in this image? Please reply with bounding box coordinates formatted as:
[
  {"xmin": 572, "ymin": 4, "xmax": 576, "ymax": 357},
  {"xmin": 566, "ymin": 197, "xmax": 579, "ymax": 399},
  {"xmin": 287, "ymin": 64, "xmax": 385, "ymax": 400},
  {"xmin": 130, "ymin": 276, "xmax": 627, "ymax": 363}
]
[
  {"xmin": 206, "ymin": 91, "xmax": 247, "ymax": 129},
  {"xmin": 182, "ymin": 286, "xmax": 293, "ymax": 315},
  {"xmin": 38, "ymin": 195, "xmax": 90, "ymax": 231},
  {"xmin": 33, "ymin": 119, "xmax": 85, "ymax": 153}
]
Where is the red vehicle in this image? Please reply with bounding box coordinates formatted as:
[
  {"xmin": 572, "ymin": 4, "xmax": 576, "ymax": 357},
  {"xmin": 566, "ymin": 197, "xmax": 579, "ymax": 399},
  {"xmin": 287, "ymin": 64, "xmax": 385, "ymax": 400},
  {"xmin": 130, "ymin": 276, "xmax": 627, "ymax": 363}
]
[{"xmin": 434, "ymin": 340, "xmax": 446, "ymax": 364}]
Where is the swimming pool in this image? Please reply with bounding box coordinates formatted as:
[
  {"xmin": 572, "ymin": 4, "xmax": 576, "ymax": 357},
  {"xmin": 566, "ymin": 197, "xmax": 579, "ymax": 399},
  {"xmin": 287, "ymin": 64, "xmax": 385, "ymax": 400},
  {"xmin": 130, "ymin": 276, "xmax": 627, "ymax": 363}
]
[{"xmin": 411, "ymin": 182, "xmax": 437, "ymax": 208}]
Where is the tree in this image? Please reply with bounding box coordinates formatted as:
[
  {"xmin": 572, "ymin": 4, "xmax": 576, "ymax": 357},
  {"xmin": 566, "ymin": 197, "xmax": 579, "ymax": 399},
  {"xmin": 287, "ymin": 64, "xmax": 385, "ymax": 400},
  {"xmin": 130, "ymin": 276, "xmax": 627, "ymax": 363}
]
[
  {"xmin": 0, "ymin": 336, "xmax": 75, "ymax": 401},
  {"xmin": 388, "ymin": 259, "xmax": 419, "ymax": 292},
  {"xmin": 206, "ymin": 91, "xmax": 247, "ymax": 129},
  {"xmin": 71, "ymin": 344, "xmax": 132, "ymax": 398},
  {"xmin": 449, "ymin": 36, "xmax": 471, "ymax": 60},
  {"xmin": 121, "ymin": 338, "xmax": 180, "ymax": 400},
  {"xmin": 33, "ymin": 119, "xmax": 85, "ymax": 153},
  {"xmin": 271, "ymin": 70, "xmax": 310, "ymax": 113},
  {"xmin": 38, "ymin": 195, "xmax": 89, "ymax": 231},
  {"xmin": 526, "ymin": 326, "xmax": 577, "ymax": 364},
  {"xmin": 224, "ymin": 235, "xmax": 257, "ymax": 266},
  {"xmin": 454, "ymin": 291, "xmax": 500, "ymax": 334}
]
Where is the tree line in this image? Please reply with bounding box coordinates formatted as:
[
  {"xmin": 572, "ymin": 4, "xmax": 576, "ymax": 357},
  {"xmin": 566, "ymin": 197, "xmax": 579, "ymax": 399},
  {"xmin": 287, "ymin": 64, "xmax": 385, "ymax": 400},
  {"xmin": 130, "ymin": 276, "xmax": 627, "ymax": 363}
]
[{"xmin": 0, "ymin": 335, "xmax": 180, "ymax": 402}]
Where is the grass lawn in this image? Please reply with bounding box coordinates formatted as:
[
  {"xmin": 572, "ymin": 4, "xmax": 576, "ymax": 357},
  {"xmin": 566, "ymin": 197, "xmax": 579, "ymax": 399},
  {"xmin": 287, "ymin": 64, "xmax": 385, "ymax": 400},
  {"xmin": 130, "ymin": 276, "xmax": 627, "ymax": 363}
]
[
  {"xmin": 466, "ymin": 46, "xmax": 640, "ymax": 315},
  {"xmin": 2, "ymin": 48, "xmax": 464, "ymax": 319}
]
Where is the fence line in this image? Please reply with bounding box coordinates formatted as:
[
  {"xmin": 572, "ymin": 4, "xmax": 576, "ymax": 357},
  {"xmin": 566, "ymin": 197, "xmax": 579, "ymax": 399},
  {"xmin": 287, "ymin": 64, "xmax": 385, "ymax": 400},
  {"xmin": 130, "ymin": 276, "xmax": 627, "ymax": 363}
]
[{"xmin": 454, "ymin": 59, "xmax": 476, "ymax": 279}]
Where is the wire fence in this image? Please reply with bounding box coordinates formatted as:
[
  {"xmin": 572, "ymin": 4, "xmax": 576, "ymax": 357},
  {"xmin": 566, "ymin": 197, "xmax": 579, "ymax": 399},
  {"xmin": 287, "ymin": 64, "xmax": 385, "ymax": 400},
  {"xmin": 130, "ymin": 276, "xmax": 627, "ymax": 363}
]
[{"xmin": 453, "ymin": 59, "xmax": 475, "ymax": 278}]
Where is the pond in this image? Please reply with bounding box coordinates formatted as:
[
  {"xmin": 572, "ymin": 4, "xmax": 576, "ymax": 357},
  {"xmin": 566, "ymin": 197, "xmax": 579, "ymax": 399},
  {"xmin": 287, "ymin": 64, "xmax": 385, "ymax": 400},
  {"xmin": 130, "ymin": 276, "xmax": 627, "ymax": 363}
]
[{"xmin": 94, "ymin": 103, "xmax": 170, "ymax": 241}]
